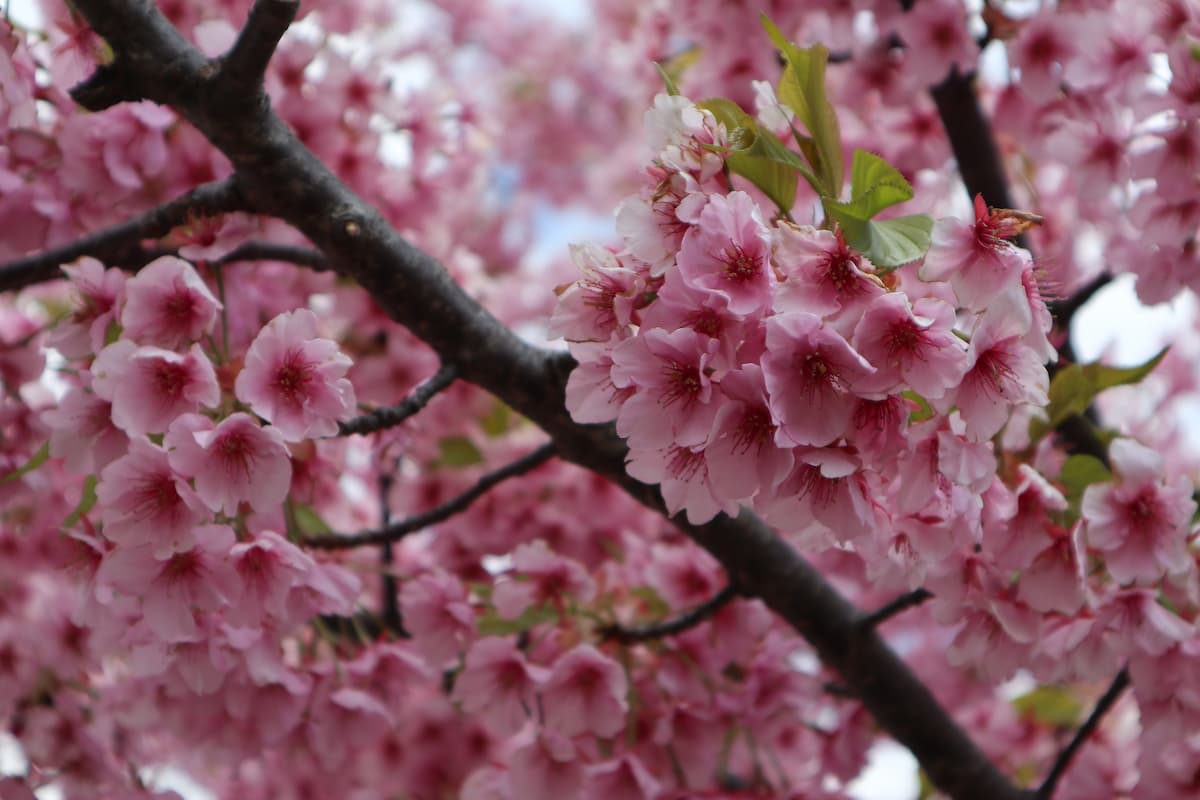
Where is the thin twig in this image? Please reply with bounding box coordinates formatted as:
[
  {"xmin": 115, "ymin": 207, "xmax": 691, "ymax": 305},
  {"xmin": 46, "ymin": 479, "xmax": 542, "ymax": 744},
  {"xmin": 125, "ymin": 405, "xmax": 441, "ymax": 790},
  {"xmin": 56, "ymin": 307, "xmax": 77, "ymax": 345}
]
[
  {"xmin": 376, "ymin": 468, "xmax": 405, "ymax": 636},
  {"xmin": 212, "ymin": 240, "xmax": 332, "ymax": 271},
  {"xmin": 0, "ymin": 179, "xmax": 245, "ymax": 292},
  {"xmin": 338, "ymin": 364, "xmax": 459, "ymax": 436},
  {"xmin": 1034, "ymin": 667, "xmax": 1130, "ymax": 799},
  {"xmin": 600, "ymin": 584, "xmax": 738, "ymax": 644},
  {"xmin": 220, "ymin": 0, "xmax": 300, "ymax": 91},
  {"xmin": 858, "ymin": 588, "xmax": 933, "ymax": 630},
  {"xmin": 303, "ymin": 442, "xmax": 557, "ymax": 549}
]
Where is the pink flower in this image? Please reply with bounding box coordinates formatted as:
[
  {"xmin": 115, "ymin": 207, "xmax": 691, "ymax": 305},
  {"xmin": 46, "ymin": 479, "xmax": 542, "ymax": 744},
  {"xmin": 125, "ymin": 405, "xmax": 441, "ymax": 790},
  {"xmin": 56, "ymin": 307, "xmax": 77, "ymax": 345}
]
[
  {"xmin": 96, "ymin": 437, "xmax": 208, "ymax": 557},
  {"xmin": 774, "ymin": 226, "xmax": 883, "ymax": 325},
  {"xmin": 399, "ymin": 569, "xmax": 475, "ymax": 666},
  {"xmin": 851, "ymin": 293, "xmax": 966, "ymax": 399},
  {"xmin": 564, "ymin": 341, "xmax": 634, "ymax": 424},
  {"xmin": 235, "ymin": 308, "xmax": 357, "ymax": 441},
  {"xmin": 611, "ymin": 327, "xmax": 722, "ymax": 450},
  {"xmin": 675, "ymin": 191, "xmax": 773, "ymax": 316},
  {"xmin": 548, "ymin": 244, "xmax": 643, "ymax": 343},
  {"xmin": 762, "ymin": 312, "xmax": 876, "ymax": 447},
  {"xmin": 541, "ymin": 644, "xmax": 628, "ymax": 738},
  {"xmin": 919, "ymin": 195, "xmax": 1031, "ymax": 312},
  {"xmin": 703, "ymin": 364, "xmax": 794, "ymax": 501},
  {"xmin": 510, "ymin": 732, "xmax": 583, "ymax": 800},
  {"xmin": 493, "ymin": 540, "xmax": 595, "ymax": 619},
  {"xmin": 1083, "ymin": 438, "xmax": 1196, "ymax": 584},
  {"xmin": 453, "ymin": 637, "xmax": 547, "ymax": 731},
  {"xmin": 92, "ymin": 341, "xmax": 221, "ymax": 436},
  {"xmin": 120, "ymin": 255, "xmax": 222, "ymax": 349},
  {"xmin": 95, "ymin": 524, "xmax": 240, "ymax": 642},
  {"xmin": 895, "ymin": 0, "xmax": 977, "ymax": 86},
  {"xmin": 42, "ymin": 385, "xmax": 127, "ymax": 475},
  {"xmin": 46, "ymin": 257, "xmax": 125, "ymax": 360},
  {"xmin": 228, "ymin": 531, "xmax": 315, "ymax": 627},
  {"xmin": 626, "ymin": 443, "xmax": 736, "ymax": 525},
  {"xmin": 583, "ymin": 755, "xmax": 661, "ymax": 800},
  {"xmin": 165, "ymin": 412, "xmax": 292, "ymax": 514}
]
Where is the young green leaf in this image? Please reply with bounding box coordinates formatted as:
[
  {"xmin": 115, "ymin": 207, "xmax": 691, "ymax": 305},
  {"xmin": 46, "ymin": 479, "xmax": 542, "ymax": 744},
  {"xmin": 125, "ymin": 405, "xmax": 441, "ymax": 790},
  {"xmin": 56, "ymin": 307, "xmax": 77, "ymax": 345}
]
[
  {"xmin": 825, "ymin": 209, "xmax": 933, "ymax": 269},
  {"xmin": 1032, "ymin": 348, "xmax": 1169, "ymax": 439},
  {"xmin": 653, "ymin": 62, "xmax": 680, "ymax": 96},
  {"xmin": 1, "ymin": 442, "xmax": 49, "ymax": 484},
  {"xmin": 848, "ymin": 149, "xmax": 914, "ymax": 217}
]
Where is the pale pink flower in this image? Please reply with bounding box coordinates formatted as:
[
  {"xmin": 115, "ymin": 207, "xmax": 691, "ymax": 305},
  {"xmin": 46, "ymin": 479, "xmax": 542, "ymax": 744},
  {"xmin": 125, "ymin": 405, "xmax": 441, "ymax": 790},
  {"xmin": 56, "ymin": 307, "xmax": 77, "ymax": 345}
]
[
  {"xmin": 583, "ymin": 755, "xmax": 661, "ymax": 800},
  {"xmin": 92, "ymin": 341, "xmax": 220, "ymax": 436},
  {"xmin": 676, "ymin": 191, "xmax": 773, "ymax": 316},
  {"xmin": 919, "ymin": 195, "xmax": 1031, "ymax": 312},
  {"xmin": 228, "ymin": 531, "xmax": 316, "ymax": 627},
  {"xmin": 46, "ymin": 256, "xmax": 125, "ymax": 360},
  {"xmin": 626, "ymin": 443, "xmax": 736, "ymax": 525},
  {"xmin": 95, "ymin": 524, "xmax": 240, "ymax": 642},
  {"xmin": 96, "ymin": 437, "xmax": 207, "ymax": 557},
  {"xmin": 305, "ymin": 685, "xmax": 394, "ymax": 771},
  {"xmin": 895, "ymin": 0, "xmax": 977, "ymax": 86},
  {"xmin": 165, "ymin": 412, "xmax": 292, "ymax": 515},
  {"xmin": 1083, "ymin": 438, "xmax": 1196, "ymax": 584},
  {"xmin": 564, "ymin": 340, "xmax": 633, "ymax": 424},
  {"xmin": 703, "ymin": 364, "xmax": 794, "ymax": 501},
  {"xmin": 773, "ymin": 225, "xmax": 883, "ymax": 326},
  {"xmin": 235, "ymin": 308, "xmax": 357, "ymax": 441},
  {"xmin": 615, "ymin": 169, "xmax": 705, "ymax": 276},
  {"xmin": 42, "ymin": 385, "xmax": 127, "ymax": 475},
  {"xmin": 1097, "ymin": 588, "xmax": 1195, "ymax": 656},
  {"xmin": 549, "ymin": 244, "xmax": 643, "ymax": 343},
  {"xmin": 399, "ymin": 569, "xmax": 475, "ymax": 666},
  {"xmin": 493, "ymin": 540, "xmax": 595, "ymax": 619},
  {"xmin": 510, "ymin": 732, "xmax": 583, "ymax": 800},
  {"xmin": 453, "ymin": 637, "xmax": 547, "ymax": 731},
  {"xmin": 120, "ymin": 255, "xmax": 221, "ymax": 349},
  {"xmin": 541, "ymin": 644, "xmax": 628, "ymax": 738},
  {"xmin": 1009, "ymin": 11, "xmax": 1079, "ymax": 103},
  {"xmin": 762, "ymin": 312, "xmax": 876, "ymax": 447},
  {"xmin": 851, "ymin": 293, "xmax": 966, "ymax": 399}
]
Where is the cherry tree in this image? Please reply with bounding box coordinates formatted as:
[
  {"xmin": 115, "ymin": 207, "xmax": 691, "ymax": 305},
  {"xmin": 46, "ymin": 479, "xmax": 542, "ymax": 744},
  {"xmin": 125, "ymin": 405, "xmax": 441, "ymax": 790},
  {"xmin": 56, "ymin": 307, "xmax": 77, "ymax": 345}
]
[{"xmin": 0, "ymin": 0, "xmax": 1198, "ymax": 798}]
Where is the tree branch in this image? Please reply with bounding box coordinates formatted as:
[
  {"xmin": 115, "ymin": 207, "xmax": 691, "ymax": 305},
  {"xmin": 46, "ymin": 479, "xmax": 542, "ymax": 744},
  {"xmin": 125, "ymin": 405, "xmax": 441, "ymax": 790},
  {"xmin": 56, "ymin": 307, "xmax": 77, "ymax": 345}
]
[
  {"xmin": 212, "ymin": 241, "xmax": 331, "ymax": 271},
  {"xmin": 220, "ymin": 0, "xmax": 299, "ymax": 92},
  {"xmin": 63, "ymin": 4, "xmax": 1028, "ymax": 798},
  {"xmin": 600, "ymin": 584, "xmax": 738, "ymax": 644},
  {"xmin": 303, "ymin": 442, "xmax": 557, "ymax": 549},
  {"xmin": 338, "ymin": 364, "xmax": 459, "ymax": 436},
  {"xmin": 1034, "ymin": 667, "xmax": 1130, "ymax": 799},
  {"xmin": 0, "ymin": 179, "xmax": 246, "ymax": 292},
  {"xmin": 858, "ymin": 588, "xmax": 933, "ymax": 630}
]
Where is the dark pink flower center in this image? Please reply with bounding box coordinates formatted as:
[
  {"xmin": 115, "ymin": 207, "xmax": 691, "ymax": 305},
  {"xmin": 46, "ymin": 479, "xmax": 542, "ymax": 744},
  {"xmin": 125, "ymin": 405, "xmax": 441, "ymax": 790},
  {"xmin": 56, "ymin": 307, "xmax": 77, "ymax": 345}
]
[
  {"xmin": 152, "ymin": 361, "xmax": 191, "ymax": 398},
  {"xmin": 660, "ymin": 360, "xmax": 702, "ymax": 407},
  {"xmin": 720, "ymin": 243, "xmax": 760, "ymax": 282},
  {"xmin": 733, "ymin": 406, "xmax": 773, "ymax": 453},
  {"xmin": 274, "ymin": 350, "xmax": 316, "ymax": 403},
  {"xmin": 163, "ymin": 550, "xmax": 201, "ymax": 582},
  {"xmin": 132, "ymin": 473, "xmax": 181, "ymax": 519}
]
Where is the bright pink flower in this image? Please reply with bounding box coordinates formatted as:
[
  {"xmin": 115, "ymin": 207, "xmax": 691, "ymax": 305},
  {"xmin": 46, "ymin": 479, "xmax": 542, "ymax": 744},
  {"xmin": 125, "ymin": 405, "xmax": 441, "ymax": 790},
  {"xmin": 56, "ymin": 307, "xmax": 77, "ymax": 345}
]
[
  {"xmin": 120, "ymin": 255, "xmax": 221, "ymax": 349},
  {"xmin": 399, "ymin": 569, "xmax": 475, "ymax": 666},
  {"xmin": 615, "ymin": 170, "xmax": 705, "ymax": 276},
  {"xmin": 96, "ymin": 437, "xmax": 207, "ymax": 557},
  {"xmin": 703, "ymin": 364, "xmax": 794, "ymax": 501},
  {"xmin": 549, "ymin": 244, "xmax": 643, "ymax": 343},
  {"xmin": 676, "ymin": 191, "xmax": 773, "ymax": 316},
  {"xmin": 510, "ymin": 732, "xmax": 583, "ymax": 800},
  {"xmin": 919, "ymin": 195, "xmax": 1031, "ymax": 312},
  {"xmin": 939, "ymin": 313, "xmax": 1048, "ymax": 442},
  {"xmin": 564, "ymin": 340, "xmax": 634, "ymax": 424},
  {"xmin": 762, "ymin": 447, "xmax": 878, "ymax": 543},
  {"xmin": 626, "ymin": 443, "xmax": 736, "ymax": 525},
  {"xmin": 235, "ymin": 308, "xmax": 357, "ymax": 441},
  {"xmin": 611, "ymin": 327, "xmax": 722, "ymax": 449},
  {"xmin": 46, "ymin": 257, "xmax": 125, "ymax": 360},
  {"xmin": 165, "ymin": 412, "xmax": 292, "ymax": 515},
  {"xmin": 453, "ymin": 637, "xmax": 546, "ymax": 731},
  {"xmin": 541, "ymin": 644, "xmax": 628, "ymax": 738},
  {"xmin": 852, "ymin": 293, "xmax": 966, "ymax": 399},
  {"xmin": 1083, "ymin": 438, "xmax": 1196, "ymax": 584},
  {"xmin": 493, "ymin": 540, "xmax": 595, "ymax": 618},
  {"xmin": 762, "ymin": 312, "xmax": 876, "ymax": 447},
  {"xmin": 92, "ymin": 341, "xmax": 221, "ymax": 436},
  {"xmin": 774, "ymin": 226, "xmax": 883, "ymax": 326},
  {"xmin": 95, "ymin": 524, "xmax": 240, "ymax": 642}
]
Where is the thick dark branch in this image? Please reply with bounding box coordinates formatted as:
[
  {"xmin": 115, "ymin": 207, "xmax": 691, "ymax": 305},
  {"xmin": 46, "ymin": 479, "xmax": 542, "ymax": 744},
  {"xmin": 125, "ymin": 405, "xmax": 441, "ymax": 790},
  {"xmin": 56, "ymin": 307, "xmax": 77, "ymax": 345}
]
[
  {"xmin": 600, "ymin": 584, "xmax": 738, "ymax": 644},
  {"xmin": 338, "ymin": 364, "xmax": 459, "ymax": 436},
  {"xmin": 304, "ymin": 442, "xmax": 557, "ymax": 549},
  {"xmin": 65, "ymin": 5, "xmax": 1027, "ymax": 798},
  {"xmin": 930, "ymin": 68, "xmax": 1017, "ymax": 213},
  {"xmin": 1035, "ymin": 667, "xmax": 1130, "ymax": 799},
  {"xmin": 212, "ymin": 241, "xmax": 331, "ymax": 271},
  {"xmin": 0, "ymin": 179, "xmax": 245, "ymax": 292},
  {"xmin": 71, "ymin": 62, "xmax": 145, "ymax": 110},
  {"xmin": 858, "ymin": 588, "xmax": 933, "ymax": 630},
  {"xmin": 220, "ymin": 0, "xmax": 299, "ymax": 91}
]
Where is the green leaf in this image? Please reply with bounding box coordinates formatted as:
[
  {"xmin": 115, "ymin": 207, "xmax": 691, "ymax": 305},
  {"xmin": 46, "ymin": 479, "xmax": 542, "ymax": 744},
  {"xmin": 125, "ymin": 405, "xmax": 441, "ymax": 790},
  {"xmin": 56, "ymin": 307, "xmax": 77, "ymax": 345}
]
[
  {"xmin": 476, "ymin": 604, "xmax": 558, "ymax": 636},
  {"xmin": 1, "ymin": 442, "xmax": 49, "ymax": 484},
  {"xmin": 1059, "ymin": 454, "xmax": 1112, "ymax": 506},
  {"xmin": 292, "ymin": 503, "xmax": 332, "ymax": 537},
  {"xmin": 653, "ymin": 61, "xmax": 680, "ymax": 96},
  {"xmin": 1034, "ymin": 348, "xmax": 1169, "ymax": 438},
  {"xmin": 697, "ymin": 97, "xmax": 752, "ymax": 132},
  {"xmin": 435, "ymin": 436, "xmax": 483, "ymax": 468},
  {"xmin": 761, "ymin": 15, "xmax": 843, "ymax": 198},
  {"xmin": 480, "ymin": 401, "xmax": 512, "ymax": 437},
  {"xmin": 1012, "ymin": 685, "xmax": 1083, "ymax": 728},
  {"xmin": 847, "ymin": 149, "xmax": 914, "ymax": 218},
  {"xmin": 697, "ymin": 99, "xmax": 809, "ymax": 213},
  {"xmin": 903, "ymin": 390, "xmax": 934, "ymax": 423},
  {"xmin": 826, "ymin": 210, "xmax": 933, "ymax": 269},
  {"xmin": 62, "ymin": 475, "xmax": 97, "ymax": 529}
]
